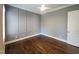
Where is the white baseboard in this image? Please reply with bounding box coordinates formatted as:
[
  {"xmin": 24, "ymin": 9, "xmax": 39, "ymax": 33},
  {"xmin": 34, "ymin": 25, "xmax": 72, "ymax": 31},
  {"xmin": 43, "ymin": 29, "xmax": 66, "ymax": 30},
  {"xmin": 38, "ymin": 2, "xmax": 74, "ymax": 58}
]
[
  {"xmin": 67, "ymin": 41, "xmax": 79, "ymax": 47},
  {"xmin": 5, "ymin": 33, "xmax": 79, "ymax": 47},
  {"xmin": 5, "ymin": 33, "xmax": 67, "ymax": 45},
  {"xmin": 5, "ymin": 34, "xmax": 40, "ymax": 45},
  {"xmin": 40, "ymin": 33, "xmax": 79, "ymax": 47},
  {"xmin": 40, "ymin": 33, "xmax": 67, "ymax": 43}
]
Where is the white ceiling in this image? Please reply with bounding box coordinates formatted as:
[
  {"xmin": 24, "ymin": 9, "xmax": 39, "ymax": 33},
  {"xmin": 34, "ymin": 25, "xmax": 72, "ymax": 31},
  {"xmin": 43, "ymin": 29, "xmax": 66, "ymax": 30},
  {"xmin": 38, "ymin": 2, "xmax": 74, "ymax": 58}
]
[{"xmin": 10, "ymin": 4, "xmax": 74, "ymax": 15}]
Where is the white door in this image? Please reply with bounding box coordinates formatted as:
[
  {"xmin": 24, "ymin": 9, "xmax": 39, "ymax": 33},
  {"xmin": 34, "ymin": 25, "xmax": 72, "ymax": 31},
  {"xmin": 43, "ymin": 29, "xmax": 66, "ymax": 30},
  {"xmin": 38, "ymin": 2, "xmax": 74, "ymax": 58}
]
[{"xmin": 68, "ymin": 10, "xmax": 79, "ymax": 47}]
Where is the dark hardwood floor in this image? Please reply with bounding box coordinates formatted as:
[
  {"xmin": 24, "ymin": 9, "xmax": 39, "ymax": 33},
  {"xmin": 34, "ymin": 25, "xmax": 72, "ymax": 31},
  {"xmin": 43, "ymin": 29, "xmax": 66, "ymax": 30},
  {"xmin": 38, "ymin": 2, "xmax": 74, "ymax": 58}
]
[{"xmin": 5, "ymin": 35, "xmax": 79, "ymax": 54}]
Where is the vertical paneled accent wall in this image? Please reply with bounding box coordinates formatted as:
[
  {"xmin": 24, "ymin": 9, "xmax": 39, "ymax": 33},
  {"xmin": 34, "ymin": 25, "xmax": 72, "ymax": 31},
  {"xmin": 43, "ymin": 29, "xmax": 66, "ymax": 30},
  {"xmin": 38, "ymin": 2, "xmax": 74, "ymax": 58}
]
[
  {"xmin": 5, "ymin": 5, "xmax": 18, "ymax": 41},
  {"xmin": 5, "ymin": 5, "xmax": 41, "ymax": 41}
]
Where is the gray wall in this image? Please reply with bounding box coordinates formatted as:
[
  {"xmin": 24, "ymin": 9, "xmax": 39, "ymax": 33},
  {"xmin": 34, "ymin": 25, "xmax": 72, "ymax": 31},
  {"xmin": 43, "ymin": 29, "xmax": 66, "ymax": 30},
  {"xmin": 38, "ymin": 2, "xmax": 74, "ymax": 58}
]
[
  {"xmin": 6, "ymin": 4, "xmax": 79, "ymax": 42},
  {"xmin": 5, "ymin": 5, "xmax": 41, "ymax": 41},
  {"xmin": 41, "ymin": 5, "xmax": 79, "ymax": 40},
  {"xmin": 0, "ymin": 5, "xmax": 4, "ymax": 53}
]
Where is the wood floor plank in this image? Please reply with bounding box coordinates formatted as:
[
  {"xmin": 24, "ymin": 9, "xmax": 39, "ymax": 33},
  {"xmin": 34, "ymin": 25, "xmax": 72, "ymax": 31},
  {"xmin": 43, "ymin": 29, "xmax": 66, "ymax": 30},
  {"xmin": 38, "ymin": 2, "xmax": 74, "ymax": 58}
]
[{"xmin": 5, "ymin": 35, "xmax": 79, "ymax": 54}]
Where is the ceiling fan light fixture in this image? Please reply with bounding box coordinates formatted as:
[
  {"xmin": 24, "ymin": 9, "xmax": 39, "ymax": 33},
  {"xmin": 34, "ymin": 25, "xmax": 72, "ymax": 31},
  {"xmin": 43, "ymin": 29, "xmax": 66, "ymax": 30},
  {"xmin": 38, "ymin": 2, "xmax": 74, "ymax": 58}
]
[{"xmin": 40, "ymin": 4, "xmax": 49, "ymax": 11}]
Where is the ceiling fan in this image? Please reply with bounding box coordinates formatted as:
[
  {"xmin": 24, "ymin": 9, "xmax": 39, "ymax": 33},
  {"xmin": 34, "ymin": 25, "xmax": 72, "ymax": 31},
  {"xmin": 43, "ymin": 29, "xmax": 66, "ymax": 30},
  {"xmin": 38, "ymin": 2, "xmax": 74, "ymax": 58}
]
[{"xmin": 39, "ymin": 4, "xmax": 50, "ymax": 11}]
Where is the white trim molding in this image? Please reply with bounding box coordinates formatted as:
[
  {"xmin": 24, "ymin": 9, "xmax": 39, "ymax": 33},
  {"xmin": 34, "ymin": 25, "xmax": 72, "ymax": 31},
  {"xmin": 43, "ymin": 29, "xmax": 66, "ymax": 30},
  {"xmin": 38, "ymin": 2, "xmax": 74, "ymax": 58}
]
[
  {"xmin": 3, "ymin": 5, "xmax": 5, "ymax": 42},
  {"xmin": 40, "ymin": 33, "xmax": 79, "ymax": 47},
  {"xmin": 5, "ymin": 33, "xmax": 67, "ymax": 45},
  {"xmin": 5, "ymin": 33, "xmax": 79, "ymax": 47},
  {"xmin": 41, "ymin": 4, "xmax": 75, "ymax": 15},
  {"xmin": 5, "ymin": 34, "xmax": 40, "ymax": 45},
  {"xmin": 40, "ymin": 33, "xmax": 67, "ymax": 43},
  {"xmin": 10, "ymin": 4, "xmax": 75, "ymax": 15}
]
